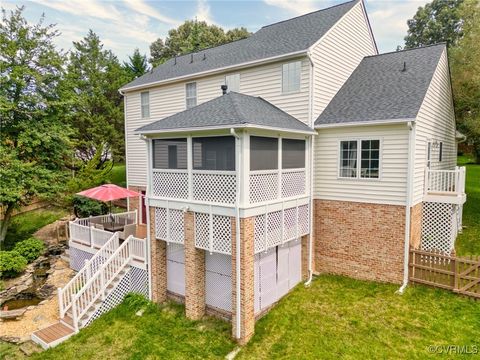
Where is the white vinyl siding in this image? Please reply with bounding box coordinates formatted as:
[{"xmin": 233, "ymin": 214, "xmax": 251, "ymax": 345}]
[
  {"xmin": 412, "ymin": 49, "xmax": 457, "ymax": 205},
  {"xmin": 310, "ymin": 1, "xmax": 377, "ymax": 119},
  {"xmin": 225, "ymin": 73, "xmax": 240, "ymax": 93},
  {"xmin": 125, "ymin": 59, "xmax": 310, "ymax": 187},
  {"xmin": 141, "ymin": 91, "xmax": 149, "ymax": 118},
  {"xmin": 282, "ymin": 61, "xmax": 301, "ymax": 93},
  {"xmin": 186, "ymin": 82, "xmax": 197, "ymax": 109},
  {"xmin": 314, "ymin": 124, "xmax": 409, "ymax": 205}
]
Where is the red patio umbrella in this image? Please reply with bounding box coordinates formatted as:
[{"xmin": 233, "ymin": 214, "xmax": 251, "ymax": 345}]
[{"xmin": 77, "ymin": 184, "xmax": 141, "ymax": 215}]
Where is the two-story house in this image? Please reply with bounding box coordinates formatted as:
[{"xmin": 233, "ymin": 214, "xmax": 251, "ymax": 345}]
[{"xmin": 56, "ymin": 0, "xmax": 465, "ymax": 347}]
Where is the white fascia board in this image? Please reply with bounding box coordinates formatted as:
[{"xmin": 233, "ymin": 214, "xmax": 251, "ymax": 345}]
[
  {"xmin": 315, "ymin": 118, "xmax": 416, "ymax": 129},
  {"xmin": 135, "ymin": 123, "xmax": 317, "ymax": 136},
  {"xmin": 120, "ymin": 50, "xmax": 308, "ymax": 93}
]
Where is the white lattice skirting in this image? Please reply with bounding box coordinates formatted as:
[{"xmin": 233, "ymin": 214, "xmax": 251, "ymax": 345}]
[
  {"xmin": 84, "ymin": 265, "xmax": 149, "ymax": 327},
  {"xmin": 69, "ymin": 247, "xmax": 94, "ymax": 272},
  {"xmin": 421, "ymin": 202, "xmax": 461, "ymax": 253},
  {"xmin": 205, "ymin": 252, "xmax": 232, "ymax": 313},
  {"xmin": 155, "ymin": 207, "xmax": 185, "ymax": 244}
]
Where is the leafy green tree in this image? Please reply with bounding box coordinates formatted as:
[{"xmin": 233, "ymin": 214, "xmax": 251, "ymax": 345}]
[
  {"xmin": 124, "ymin": 48, "xmax": 148, "ymax": 79},
  {"xmin": 404, "ymin": 0, "xmax": 464, "ymax": 48},
  {"xmin": 63, "ymin": 30, "xmax": 129, "ymax": 163},
  {"xmin": 0, "ymin": 7, "xmax": 72, "ymax": 242},
  {"xmin": 149, "ymin": 20, "xmax": 250, "ymax": 66},
  {"xmin": 450, "ymin": 0, "xmax": 480, "ymax": 161}
]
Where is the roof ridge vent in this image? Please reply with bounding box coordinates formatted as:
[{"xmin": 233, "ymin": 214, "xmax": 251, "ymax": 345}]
[{"xmin": 401, "ymin": 61, "xmax": 407, "ymax": 72}]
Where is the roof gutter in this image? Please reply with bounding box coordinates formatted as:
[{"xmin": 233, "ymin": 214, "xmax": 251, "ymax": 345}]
[
  {"xmin": 315, "ymin": 118, "xmax": 416, "ymax": 129},
  {"xmin": 120, "ymin": 50, "xmax": 308, "ymax": 93},
  {"xmin": 135, "ymin": 123, "xmax": 316, "ymax": 136}
]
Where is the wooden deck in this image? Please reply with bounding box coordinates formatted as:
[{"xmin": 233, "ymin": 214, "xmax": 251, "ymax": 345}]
[{"xmin": 31, "ymin": 322, "xmax": 74, "ymax": 349}]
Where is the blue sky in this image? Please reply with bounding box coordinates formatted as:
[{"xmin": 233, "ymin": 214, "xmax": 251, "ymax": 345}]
[{"xmin": 2, "ymin": 0, "xmax": 429, "ymax": 62}]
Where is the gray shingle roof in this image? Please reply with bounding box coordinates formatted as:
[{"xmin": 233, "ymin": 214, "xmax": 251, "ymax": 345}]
[
  {"xmin": 122, "ymin": 0, "xmax": 359, "ymax": 91},
  {"xmin": 135, "ymin": 92, "xmax": 314, "ymax": 133},
  {"xmin": 315, "ymin": 43, "xmax": 446, "ymax": 126}
]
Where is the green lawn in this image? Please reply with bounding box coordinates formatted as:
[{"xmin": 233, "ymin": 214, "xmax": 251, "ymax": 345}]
[
  {"xmin": 108, "ymin": 164, "xmax": 126, "ymax": 187},
  {"xmin": 2, "ymin": 207, "xmax": 68, "ymax": 251},
  {"xmin": 31, "ymin": 276, "xmax": 480, "ymax": 360},
  {"xmin": 455, "ymin": 155, "xmax": 480, "ymax": 255}
]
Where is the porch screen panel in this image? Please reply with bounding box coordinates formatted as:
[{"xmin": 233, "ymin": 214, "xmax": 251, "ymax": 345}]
[
  {"xmin": 250, "ymin": 136, "xmax": 278, "ymax": 171},
  {"xmin": 153, "ymin": 139, "xmax": 187, "ymax": 169},
  {"xmin": 282, "ymin": 139, "xmax": 305, "ymax": 169},
  {"xmin": 193, "ymin": 136, "xmax": 235, "ymax": 171}
]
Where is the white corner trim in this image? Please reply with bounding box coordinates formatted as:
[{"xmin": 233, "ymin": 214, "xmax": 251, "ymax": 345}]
[
  {"xmin": 120, "ymin": 50, "xmax": 308, "ymax": 93},
  {"xmin": 315, "ymin": 118, "xmax": 416, "ymax": 129}
]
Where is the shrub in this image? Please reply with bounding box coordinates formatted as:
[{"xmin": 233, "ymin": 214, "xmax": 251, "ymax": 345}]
[
  {"xmin": 73, "ymin": 195, "xmax": 108, "ymax": 218},
  {"xmin": 13, "ymin": 237, "xmax": 45, "ymax": 263},
  {"xmin": 0, "ymin": 251, "xmax": 28, "ymax": 278}
]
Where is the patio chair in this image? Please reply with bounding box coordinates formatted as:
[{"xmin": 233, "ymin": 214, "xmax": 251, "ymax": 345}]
[
  {"xmin": 119, "ymin": 223, "xmax": 136, "ymax": 240},
  {"xmin": 94, "ymin": 223, "xmax": 104, "ymax": 230}
]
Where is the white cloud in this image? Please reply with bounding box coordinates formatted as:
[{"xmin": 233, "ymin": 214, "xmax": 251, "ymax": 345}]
[
  {"xmin": 196, "ymin": 0, "xmax": 214, "ymax": 24},
  {"xmin": 122, "ymin": 0, "xmax": 180, "ymax": 26},
  {"xmin": 30, "ymin": 0, "xmax": 123, "ymax": 21},
  {"xmin": 263, "ymin": 0, "xmax": 319, "ymax": 15}
]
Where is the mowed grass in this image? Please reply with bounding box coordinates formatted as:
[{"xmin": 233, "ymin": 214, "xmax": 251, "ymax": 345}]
[
  {"xmin": 33, "ymin": 296, "xmax": 236, "ymax": 360},
  {"xmin": 238, "ymin": 275, "xmax": 480, "ymax": 360},
  {"xmin": 109, "ymin": 164, "xmax": 127, "ymax": 187},
  {"xmin": 30, "ymin": 276, "xmax": 480, "ymax": 360},
  {"xmin": 456, "ymin": 155, "xmax": 480, "ymax": 255}
]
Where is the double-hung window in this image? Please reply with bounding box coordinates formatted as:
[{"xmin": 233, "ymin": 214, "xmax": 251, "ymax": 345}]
[
  {"xmin": 141, "ymin": 91, "xmax": 150, "ymax": 118},
  {"xmin": 339, "ymin": 139, "xmax": 380, "ymax": 179},
  {"xmin": 152, "ymin": 139, "xmax": 187, "ymax": 169},
  {"xmin": 282, "ymin": 61, "xmax": 301, "ymax": 93},
  {"xmin": 186, "ymin": 82, "xmax": 197, "ymax": 109}
]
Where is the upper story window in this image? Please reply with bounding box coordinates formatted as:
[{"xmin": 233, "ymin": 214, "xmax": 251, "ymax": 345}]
[
  {"xmin": 141, "ymin": 91, "xmax": 150, "ymax": 118},
  {"xmin": 250, "ymin": 136, "xmax": 278, "ymax": 171},
  {"xmin": 282, "ymin": 139, "xmax": 305, "ymax": 169},
  {"xmin": 186, "ymin": 82, "xmax": 197, "ymax": 109},
  {"xmin": 152, "ymin": 139, "xmax": 187, "ymax": 169},
  {"xmin": 225, "ymin": 73, "xmax": 240, "ymax": 93},
  {"xmin": 339, "ymin": 139, "xmax": 380, "ymax": 179},
  {"xmin": 282, "ymin": 61, "xmax": 301, "ymax": 94},
  {"xmin": 193, "ymin": 136, "xmax": 235, "ymax": 171}
]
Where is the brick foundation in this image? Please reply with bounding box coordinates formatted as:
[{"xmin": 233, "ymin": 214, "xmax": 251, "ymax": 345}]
[
  {"xmin": 128, "ymin": 185, "xmax": 146, "ymax": 224},
  {"xmin": 410, "ymin": 202, "xmax": 423, "ymax": 249},
  {"xmin": 231, "ymin": 217, "xmax": 255, "ymax": 345},
  {"xmin": 149, "ymin": 207, "xmax": 167, "ymax": 303},
  {"xmin": 301, "ymin": 234, "xmax": 310, "ymax": 280},
  {"xmin": 314, "ymin": 199, "xmax": 405, "ymax": 284},
  {"xmin": 184, "ymin": 212, "xmax": 206, "ymax": 320}
]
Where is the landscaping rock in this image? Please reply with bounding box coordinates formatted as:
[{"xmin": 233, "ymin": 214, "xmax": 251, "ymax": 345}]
[
  {"xmin": 19, "ymin": 341, "xmax": 42, "ymax": 356},
  {"xmin": 33, "ymin": 314, "xmax": 45, "ymax": 322}
]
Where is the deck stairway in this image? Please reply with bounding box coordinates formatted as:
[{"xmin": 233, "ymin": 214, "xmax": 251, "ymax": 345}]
[{"xmin": 32, "ymin": 231, "xmax": 146, "ymax": 349}]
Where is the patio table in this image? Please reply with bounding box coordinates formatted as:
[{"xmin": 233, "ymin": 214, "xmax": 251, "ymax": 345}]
[{"xmin": 103, "ymin": 222, "xmax": 125, "ymax": 232}]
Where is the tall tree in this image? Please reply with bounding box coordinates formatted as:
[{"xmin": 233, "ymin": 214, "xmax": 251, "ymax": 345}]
[
  {"xmin": 124, "ymin": 48, "xmax": 148, "ymax": 79},
  {"xmin": 0, "ymin": 7, "xmax": 72, "ymax": 241},
  {"xmin": 404, "ymin": 0, "xmax": 464, "ymax": 48},
  {"xmin": 149, "ymin": 20, "xmax": 250, "ymax": 66},
  {"xmin": 450, "ymin": 0, "xmax": 480, "ymax": 161},
  {"xmin": 63, "ymin": 30, "xmax": 129, "ymax": 163}
]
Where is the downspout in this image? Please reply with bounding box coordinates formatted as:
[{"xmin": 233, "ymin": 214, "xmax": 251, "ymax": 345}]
[
  {"xmin": 305, "ymin": 52, "xmax": 315, "ymax": 286},
  {"xmin": 230, "ymin": 128, "xmax": 242, "ymax": 340},
  {"xmin": 142, "ymin": 135, "xmax": 153, "ymax": 300},
  {"xmin": 398, "ymin": 121, "xmax": 415, "ymax": 294}
]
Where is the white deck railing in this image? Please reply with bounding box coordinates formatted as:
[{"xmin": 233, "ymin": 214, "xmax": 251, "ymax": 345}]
[
  {"xmin": 425, "ymin": 166, "xmax": 466, "ymax": 196},
  {"xmin": 73, "ymin": 211, "xmax": 137, "ymax": 227}
]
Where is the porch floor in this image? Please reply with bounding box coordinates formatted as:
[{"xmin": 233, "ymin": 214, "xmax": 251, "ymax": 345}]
[{"xmin": 31, "ymin": 322, "xmax": 74, "ymax": 349}]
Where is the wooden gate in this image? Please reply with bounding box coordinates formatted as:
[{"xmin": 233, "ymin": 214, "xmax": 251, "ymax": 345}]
[{"xmin": 409, "ymin": 249, "xmax": 480, "ymax": 299}]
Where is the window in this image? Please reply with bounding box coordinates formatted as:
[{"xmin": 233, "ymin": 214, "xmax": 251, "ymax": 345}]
[
  {"xmin": 141, "ymin": 91, "xmax": 150, "ymax": 118},
  {"xmin": 193, "ymin": 136, "xmax": 235, "ymax": 171},
  {"xmin": 339, "ymin": 139, "xmax": 380, "ymax": 179},
  {"xmin": 186, "ymin": 82, "xmax": 197, "ymax": 109},
  {"xmin": 250, "ymin": 136, "xmax": 278, "ymax": 170},
  {"xmin": 225, "ymin": 73, "xmax": 240, "ymax": 93},
  {"xmin": 439, "ymin": 142, "xmax": 443, "ymax": 162},
  {"xmin": 282, "ymin": 61, "xmax": 301, "ymax": 93},
  {"xmin": 152, "ymin": 139, "xmax": 187, "ymax": 169},
  {"xmin": 282, "ymin": 139, "xmax": 305, "ymax": 169}
]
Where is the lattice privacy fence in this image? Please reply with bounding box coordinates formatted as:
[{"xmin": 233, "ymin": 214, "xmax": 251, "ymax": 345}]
[
  {"xmin": 194, "ymin": 213, "xmax": 232, "ymax": 255},
  {"xmin": 155, "ymin": 207, "xmax": 185, "ymax": 244},
  {"xmin": 152, "ymin": 170, "xmax": 189, "ymax": 199},
  {"xmin": 167, "ymin": 243, "xmax": 185, "ymax": 296},
  {"xmin": 205, "ymin": 252, "xmax": 232, "ymax": 313},
  {"xmin": 254, "ymin": 204, "xmax": 309, "ymax": 254},
  {"xmin": 84, "ymin": 265, "xmax": 148, "ymax": 327},
  {"xmin": 192, "ymin": 172, "xmax": 236, "ymax": 204},
  {"xmin": 421, "ymin": 202, "xmax": 460, "ymax": 253}
]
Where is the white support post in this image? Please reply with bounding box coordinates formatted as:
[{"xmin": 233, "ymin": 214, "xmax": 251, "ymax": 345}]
[
  {"xmin": 264, "ymin": 205, "xmax": 268, "ymax": 253},
  {"xmin": 72, "ymin": 299, "xmax": 78, "ymax": 333},
  {"xmin": 166, "ymin": 200, "xmax": 170, "ymax": 244},
  {"xmin": 187, "ymin": 136, "xmax": 193, "ymax": 201},
  {"xmin": 241, "ymin": 132, "xmax": 250, "ymax": 208},
  {"xmin": 281, "ymin": 202, "xmax": 284, "ymax": 245},
  {"xmin": 89, "ymin": 226, "xmax": 94, "ymax": 248},
  {"xmin": 58, "ymin": 287, "xmax": 64, "ymax": 318},
  {"xmin": 100, "ymin": 270, "xmax": 105, "ymax": 301},
  {"xmin": 209, "ymin": 205, "xmax": 213, "ymax": 254},
  {"xmin": 424, "ymin": 167, "xmax": 429, "ymax": 194},
  {"xmin": 84, "ymin": 259, "xmax": 90, "ymax": 278},
  {"xmin": 147, "ymin": 138, "xmax": 153, "ymax": 198},
  {"xmin": 278, "ymin": 137, "xmax": 282, "ymax": 199}
]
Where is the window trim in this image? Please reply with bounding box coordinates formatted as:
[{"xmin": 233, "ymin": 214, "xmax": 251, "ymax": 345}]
[
  {"xmin": 141, "ymin": 91, "xmax": 150, "ymax": 119},
  {"xmin": 281, "ymin": 61, "xmax": 302, "ymax": 94},
  {"xmin": 185, "ymin": 82, "xmax": 197, "ymax": 109},
  {"xmin": 337, "ymin": 138, "xmax": 383, "ymax": 181}
]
